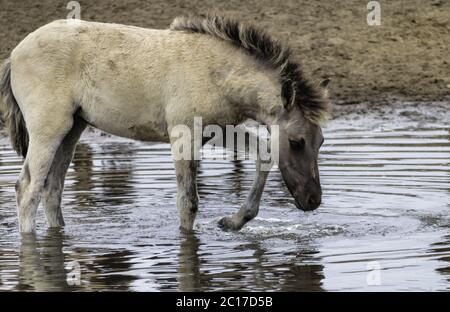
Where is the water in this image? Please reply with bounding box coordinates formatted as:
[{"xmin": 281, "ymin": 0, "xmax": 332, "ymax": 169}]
[{"xmin": 0, "ymin": 102, "xmax": 449, "ymax": 291}]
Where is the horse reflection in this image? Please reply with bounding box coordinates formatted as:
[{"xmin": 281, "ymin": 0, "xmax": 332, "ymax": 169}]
[
  {"xmin": 71, "ymin": 142, "xmax": 96, "ymax": 209},
  {"xmin": 177, "ymin": 233, "xmax": 324, "ymax": 291},
  {"xmin": 178, "ymin": 233, "xmax": 202, "ymax": 291},
  {"xmin": 17, "ymin": 229, "xmax": 71, "ymax": 291},
  {"xmin": 17, "ymin": 229, "xmax": 137, "ymax": 291}
]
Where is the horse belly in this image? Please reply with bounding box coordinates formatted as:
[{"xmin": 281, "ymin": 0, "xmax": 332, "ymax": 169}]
[{"xmin": 78, "ymin": 95, "xmax": 169, "ymax": 143}]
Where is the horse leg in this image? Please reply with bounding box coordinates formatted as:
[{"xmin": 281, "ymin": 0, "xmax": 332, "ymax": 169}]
[
  {"xmin": 16, "ymin": 110, "xmax": 75, "ymax": 233},
  {"xmin": 219, "ymin": 157, "xmax": 272, "ymax": 231},
  {"xmin": 174, "ymin": 159, "xmax": 199, "ymax": 231},
  {"xmin": 42, "ymin": 117, "xmax": 87, "ymax": 227}
]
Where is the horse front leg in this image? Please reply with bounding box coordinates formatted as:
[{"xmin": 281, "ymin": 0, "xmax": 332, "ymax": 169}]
[
  {"xmin": 174, "ymin": 159, "xmax": 199, "ymax": 231},
  {"xmin": 219, "ymin": 158, "xmax": 272, "ymax": 231}
]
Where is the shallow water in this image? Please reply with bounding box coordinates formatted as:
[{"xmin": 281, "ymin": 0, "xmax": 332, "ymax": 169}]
[{"xmin": 0, "ymin": 103, "xmax": 449, "ymax": 291}]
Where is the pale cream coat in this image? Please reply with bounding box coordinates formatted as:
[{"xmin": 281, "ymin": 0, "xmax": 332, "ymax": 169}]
[{"xmin": 3, "ymin": 19, "xmax": 326, "ymax": 233}]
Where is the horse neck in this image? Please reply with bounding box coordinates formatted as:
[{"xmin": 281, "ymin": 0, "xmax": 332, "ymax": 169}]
[
  {"xmin": 235, "ymin": 75, "xmax": 282, "ymax": 127},
  {"xmin": 248, "ymin": 107, "xmax": 279, "ymax": 128}
]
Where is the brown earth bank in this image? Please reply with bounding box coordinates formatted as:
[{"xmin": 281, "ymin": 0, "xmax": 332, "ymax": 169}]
[{"xmin": 0, "ymin": 0, "xmax": 448, "ymax": 107}]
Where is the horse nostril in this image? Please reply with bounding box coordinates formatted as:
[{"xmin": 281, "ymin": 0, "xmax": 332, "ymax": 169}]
[{"xmin": 307, "ymin": 196, "xmax": 321, "ymax": 210}]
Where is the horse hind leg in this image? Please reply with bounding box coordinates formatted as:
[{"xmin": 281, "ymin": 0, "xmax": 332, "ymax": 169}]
[
  {"xmin": 42, "ymin": 116, "xmax": 87, "ymax": 227},
  {"xmin": 15, "ymin": 106, "xmax": 76, "ymax": 233}
]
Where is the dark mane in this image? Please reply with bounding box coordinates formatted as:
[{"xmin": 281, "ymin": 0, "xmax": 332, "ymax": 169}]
[{"xmin": 170, "ymin": 14, "xmax": 330, "ymax": 124}]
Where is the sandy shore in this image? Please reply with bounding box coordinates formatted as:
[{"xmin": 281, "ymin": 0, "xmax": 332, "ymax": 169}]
[{"xmin": 0, "ymin": 0, "xmax": 448, "ymax": 108}]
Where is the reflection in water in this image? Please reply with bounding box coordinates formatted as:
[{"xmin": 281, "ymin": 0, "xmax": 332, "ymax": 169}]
[
  {"xmin": 98, "ymin": 143, "xmax": 135, "ymax": 206},
  {"xmin": 17, "ymin": 230, "xmax": 70, "ymax": 291},
  {"xmin": 178, "ymin": 233, "xmax": 202, "ymax": 291},
  {"xmin": 0, "ymin": 153, "xmax": 3, "ymax": 212},
  {"xmin": 80, "ymin": 248, "xmax": 137, "ymax": 290},
  {"xmin": 431, "ymin": 235, "xmax": 450, "ymax": 286},
  {"xmin": 432, "ymin": 129, "xmax": 450, "ymax": 287},
  {"xmin": 197, "ymin": 158, "xmax": 248, "ymax": 200},
  {"xmin": 71, "ymin": 143, "xmax": 95, "ymax": 209},
  {"xmin": 176, "ymin": 234, "xmax": 324, "ymax": 291},
  {"xmin": 16, "ymin": 229, "xmax": 138, "ymax": 291},
  {"xmin": 229, "ymin": 160, "xmax": 246, "ymax": 200},
  {"xmin": 13, "ymin": 231, "xmax": 325, "ymax": 291},
  {"xmin": 71, "ymin": 143, "xmax": 136, "ymax": 207}
]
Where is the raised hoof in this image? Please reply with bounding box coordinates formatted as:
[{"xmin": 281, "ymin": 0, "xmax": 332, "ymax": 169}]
[{"xmin": 218, "ymin": 216, "xmax": 241, "ymax": 231}]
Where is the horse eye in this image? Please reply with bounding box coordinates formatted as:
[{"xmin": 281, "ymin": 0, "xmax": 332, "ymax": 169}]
[{"xmin": 289, "ymin": 138, "xmax": 305, "ymax": 150}]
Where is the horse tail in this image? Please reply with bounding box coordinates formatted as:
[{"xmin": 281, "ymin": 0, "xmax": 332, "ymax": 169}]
[{"xmin": 0, "ymin": 58, "xmax": 29, "ymax": 157}]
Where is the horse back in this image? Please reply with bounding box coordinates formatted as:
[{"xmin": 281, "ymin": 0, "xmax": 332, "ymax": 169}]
[{"xmin": 10, "ymin": 20, "xmax": 280, "ymax": 142}]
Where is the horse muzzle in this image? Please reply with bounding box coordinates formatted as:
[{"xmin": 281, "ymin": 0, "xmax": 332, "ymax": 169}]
[{"xmin": 295, "ymin": 191, "xmax": 322, "ymax": 211}]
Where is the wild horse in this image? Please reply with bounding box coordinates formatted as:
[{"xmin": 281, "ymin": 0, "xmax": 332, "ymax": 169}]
[{"xmin": 0, "ymin": 15, "xmax": 330, "ymax": 233}]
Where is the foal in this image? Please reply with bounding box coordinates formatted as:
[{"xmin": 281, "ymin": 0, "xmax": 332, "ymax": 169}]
[{"xmin": 0, "ymin": 15, "xmax": 330, "ymax": 233}]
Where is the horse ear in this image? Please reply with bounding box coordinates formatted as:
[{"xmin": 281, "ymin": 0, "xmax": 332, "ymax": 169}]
[
  {"xmin": 319, "ymin": 78, "xmax": 331, "ymax": 89},
  {"xmin": 281, "ymin": 82, "xmax": 296, "ymax": 111}
]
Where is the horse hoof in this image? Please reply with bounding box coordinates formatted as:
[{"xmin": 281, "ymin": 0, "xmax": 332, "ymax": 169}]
[
  {"xmin": 218, "ymin": 217, "xmax": 238, "ymax": 231},
  {"xmin": 179, "ymin": 225, "xmax": 196, "ymax": 234}
]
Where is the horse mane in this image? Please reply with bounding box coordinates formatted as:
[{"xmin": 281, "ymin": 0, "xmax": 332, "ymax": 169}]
[{"xmin": 170, "ymin": 14, "xmax": 331, "ymax": 124}]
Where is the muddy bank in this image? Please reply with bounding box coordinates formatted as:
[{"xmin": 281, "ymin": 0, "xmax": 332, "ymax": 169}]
[{"xmin": 0, "ymin": 0, "xmax": 449, "ymax": 106}]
